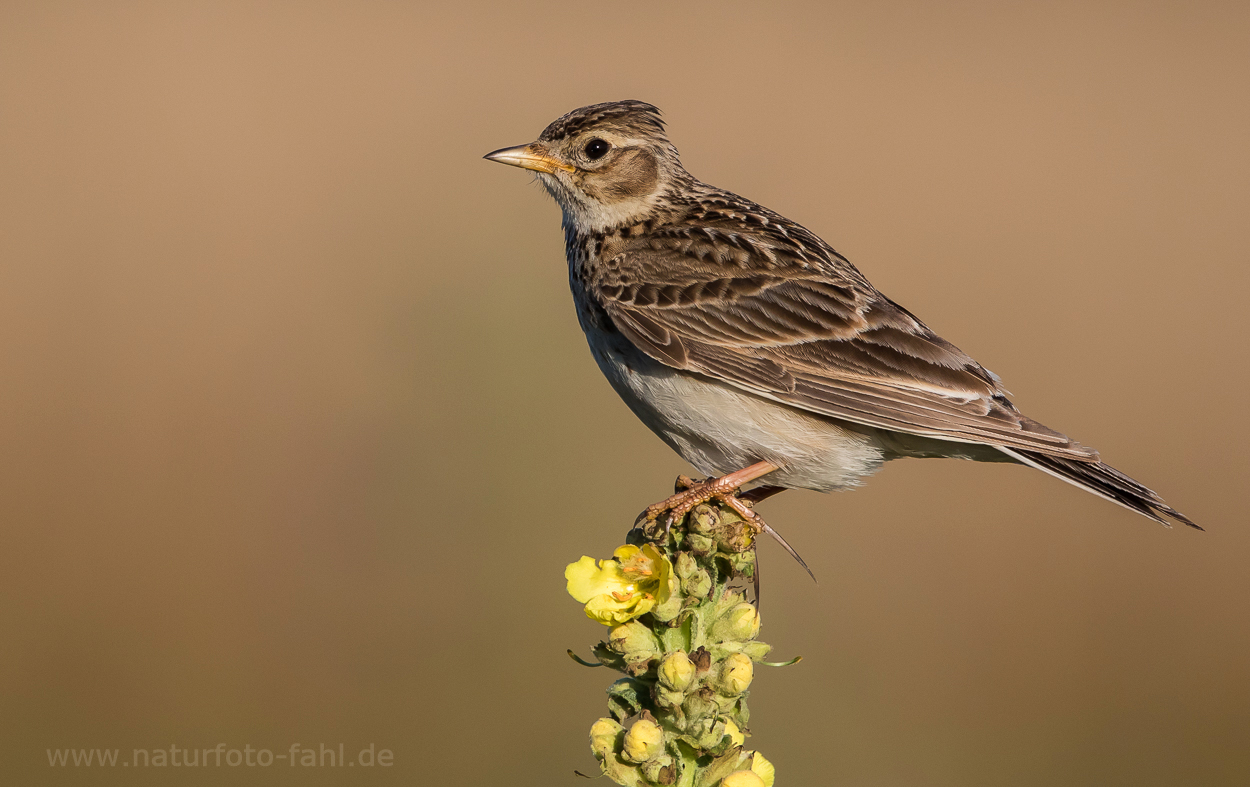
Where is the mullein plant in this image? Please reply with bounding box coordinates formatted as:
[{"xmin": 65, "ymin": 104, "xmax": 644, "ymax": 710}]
[{"xmin": 565, "ymin": 499, "xmax": 795, "ymax": 787}]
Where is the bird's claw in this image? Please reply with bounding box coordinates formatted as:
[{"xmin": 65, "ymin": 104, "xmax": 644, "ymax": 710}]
[{"xmin": 636, "ymin": 473, "xmax": 766, "ymax": 537}]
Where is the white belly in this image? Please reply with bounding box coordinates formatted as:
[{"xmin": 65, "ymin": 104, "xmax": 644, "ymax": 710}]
[{"xmin": 585, "ymin": 327, "xmax": 888, "ymax": 492}]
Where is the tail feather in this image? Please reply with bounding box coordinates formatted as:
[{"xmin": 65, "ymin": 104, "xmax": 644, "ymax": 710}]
[{"xmin": 998, "ymin": 447, "xmax": 1201, "ymax": 530}]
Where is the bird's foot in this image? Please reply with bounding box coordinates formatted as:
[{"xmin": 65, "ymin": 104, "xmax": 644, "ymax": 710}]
[
  {"xmin": 637, "ymin": 473, "xmax": 767, "ymax": 536},
  {"xmin": 635, "ymin": 462, "xmax": 815, "ymax": 584}
]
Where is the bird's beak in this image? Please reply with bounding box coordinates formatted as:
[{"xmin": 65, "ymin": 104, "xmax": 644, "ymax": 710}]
[{"xmin": 483, "ymin": 143, "xmax": 575, "ymax": 174}]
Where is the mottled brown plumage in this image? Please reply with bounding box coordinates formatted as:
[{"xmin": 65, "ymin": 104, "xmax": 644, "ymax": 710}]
[{"xmin": 485, "ymin": 100, "xmax": 1197, "ymax": 529}]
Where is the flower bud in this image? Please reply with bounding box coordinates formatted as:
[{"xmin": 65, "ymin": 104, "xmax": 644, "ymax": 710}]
[
  {"xmin": 691, "ymin": 717, "xmax": 720, "ymax": 750},
  {"xmin": 681, "ymin": 566, "xmax": 712, "ymax": 598},
  {"xmin": 740, "ymin": 641, "xmax": 772, "ymax": 661},
  {"xmin": 710, "ymin": 642, "xmax": 744, "ymax": 665},
  {"xmin": 721, "ymin": 769, "xmax": 766, "ymax": 787},
  {"xmin": 682, "ymin": 695, "xmax": 715, "ymax": 727},
  {"xmin": 713, "ymin": 603, "xmax": 761, "ymax": 642},
  {"xmin": 718, "ymin": 653, "xmax": 754, "ymax": 696},
  {"xmin": 674, "ymin": 551, "xmax": 699, "ymax": 579},
  {"xmin": 623, "ymin": 651, "xmax": 657, "ymax": 677},
  {"xmin": 621, "ymin": 718, "xmax": 664, "ymax": 764},
  {"xmin": 695, "ymin": 716, "xmax": 741, "ymax": 751},
  {"xmin": 724, "ymin": 550, "xmax": 756, "ymax": 575},
  {"xmin": 650, "ymin": 575, "xmax": 684, "ymax": 622},
  {"xmin": 658, "ymin": 651, "xmax": 696, "ymax": 692},
  {"xmin": 589, "ymin": 718, "xmax": 624, "ymax": 759},
  {"xmin": 686, "ymin": 532, "xmax": 715, "ymax": 554},
  {"xmin": 714, "ymin": 519, "xmax": 754, "ymax": 554},
  {"xmin": 608, "ymin": 621, "xmax": 660, "ymax": 656},
  {"xmin": 655, "ymin": 686, "xmax": 685, "ymax": 710},
  {"xmin": 602, "ymin": 758, "xmax": 644, "ymax": 787},
  {"xmin": 689, "ymin": 503, "xmax": 719, "ymax": 534},
  {"xmin": 641, "ymin": 755, "xmax": 675, "ymax": 784}
]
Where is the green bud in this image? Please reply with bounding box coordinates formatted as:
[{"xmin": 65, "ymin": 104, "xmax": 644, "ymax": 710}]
[
  {"xmin": 621, "ymin": 719, "xmax": 664, "ymax": 764},
  {"xmin": 589, "ymin": 718, "xmax": 624, "ymax": 760},
  {"xmin": 681, "ymin": 566, "xmax": 712, "ymax": 598},
  {"xmin": 655, "ymin": 686, "xmax": 686, "ymax": 710},
  {"xmin": 602, "ymin": 757, "xmax": 644, "ymax": 787},
  {"xmin": 685, "ymin": 532, "xmax": 714, "ymax": 554},
  {"xmin": 658, "ymin": 651, "xmax": 696, "ymax": 692},
  {"xmin": 722, "ymin": 770, "xmax": 766, "ymax": 787},
  {"xmin": 712, "ymin": 691, "xmax": 743, "ymax": 715},
  {"xmin": 718, "ymin": 653, "xmax": 754, "ymax": 696},
  {"xmin": 696, "ymin": 746, "xmax": 751, "ymax": 787},
  {"xmin": 607, "ymin": 678, "xmax": 647, "ymax": 720},
  {"xmin": 641, "ymin": 754, "xmax": 675, "ymax": 784},
  {"xmin": 712, "ymin": 603, "xmax": 761, "ymax": 642},
  {"xmin": 650, "ymin": 574, "xmax": 685, "ymax": 622},
  {"xmin": 724, "ymin": 550, "xmax": 756, "ymax": 575},
  {"xmin": 682, "ymin": 692, "xmax": 718, "ymax": 725},
  {"xmin": 609, "ymin": 621, "xmax": 660, "ymax": 656},
  {"xmin": 709, "ymin": 642, "xmax": 743, "ymax": 665},
  {"xmin": 689, "ymin": 503, "xmax": 719, "ymax": 535},
  {"xmin": 714, "ymin": 521, "xmax": 754, "ymax": 554},
  {"xmin": 623, "ymin": 651, "xmax": 658, "ymax": 677},
  {"xmin": 740, "ymin": 641, "xmax": 772, "ymax": 661},
  {"xmin": 674, "ymin": 551, "xmax": 700, "ymax": 580},
  {"xmin": 695, "ymin": 716, "xmax": 737, "ymax": 752}
]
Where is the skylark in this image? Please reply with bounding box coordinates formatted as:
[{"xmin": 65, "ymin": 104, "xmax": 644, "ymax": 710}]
[{"xmin": 485, "ymin": 100, "xmax": 1197, "ymax": 535}]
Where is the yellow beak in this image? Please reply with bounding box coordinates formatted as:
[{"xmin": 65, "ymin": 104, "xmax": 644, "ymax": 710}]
[{"xmin": 483, "ymin": 143, "xmax": 575, "ymax": 174}]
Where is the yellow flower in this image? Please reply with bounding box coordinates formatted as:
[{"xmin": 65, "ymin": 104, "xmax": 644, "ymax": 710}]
[
  {"xmin": 721, "ymin": 770, "xmax": 765, "ymax": 787},
  {"xmin": 723, "ymin": 719, "xmax": 746, "ymax": 747},
  {"xmin": 565, "ymin": 544, "xmax": 673, "ymax": 626},
  {"xmin": 750, "ymin": 752, "xmax": 775, "ymax": 787}
]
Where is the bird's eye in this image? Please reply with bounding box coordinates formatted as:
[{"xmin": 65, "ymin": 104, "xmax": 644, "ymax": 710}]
[{"xmin": 584, "ymin": 139, "xmax": 610, "ymax": 160}]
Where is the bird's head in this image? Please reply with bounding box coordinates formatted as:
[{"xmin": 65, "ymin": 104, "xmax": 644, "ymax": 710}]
[{"xmin": 484, "ymin": 100, "xmax": 685, "ymax": 232}]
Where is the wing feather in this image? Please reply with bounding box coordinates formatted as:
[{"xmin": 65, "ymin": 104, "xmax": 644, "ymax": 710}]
[{"xmin": 595, "ymin": 228, "xmax": 1095, "ymax": 461}]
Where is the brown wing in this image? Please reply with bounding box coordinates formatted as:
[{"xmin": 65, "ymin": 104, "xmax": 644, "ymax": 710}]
[{"xmin": 595, "ymin": 235, "xmax": 1097, "ymax": 461}]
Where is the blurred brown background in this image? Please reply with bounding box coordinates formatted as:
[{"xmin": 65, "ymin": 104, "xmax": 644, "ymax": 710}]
[{"xmin": 2, "ymin": 1, "xmax": 1247, "ymax": 785}]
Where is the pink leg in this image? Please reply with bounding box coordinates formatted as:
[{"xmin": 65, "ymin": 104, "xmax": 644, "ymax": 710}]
[
  {"xmin": 638, "ymin": 461, "xmax": 781, "ymax": 531},
  {"xmin": 640, "ymin": 464, "xmax": 816, "ymax": 584}
]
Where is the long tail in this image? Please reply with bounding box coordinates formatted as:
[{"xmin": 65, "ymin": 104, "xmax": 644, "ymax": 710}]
[{"xmin": 997, "ymin": 447, "xmax": 1200, "ymax": 530}]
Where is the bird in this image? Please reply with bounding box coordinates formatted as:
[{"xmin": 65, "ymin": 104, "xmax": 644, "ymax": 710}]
[{"xmin": 484, "ymin": 100, "xmax": 1198, "ymax": 541}]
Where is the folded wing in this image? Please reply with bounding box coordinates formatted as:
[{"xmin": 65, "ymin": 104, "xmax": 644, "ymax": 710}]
[{"xmin": 599, "ymin": 251, "xmax": 1097, "ymax": 461}]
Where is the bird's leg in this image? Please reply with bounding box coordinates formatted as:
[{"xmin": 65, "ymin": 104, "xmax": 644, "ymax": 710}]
[
  {"xmin": 637, "ymin": 461, "xmax": 781, "ymax": 533},
  {"xmin": 639, "ymin": 465, "xmax": 817, "ymax": 585}
]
